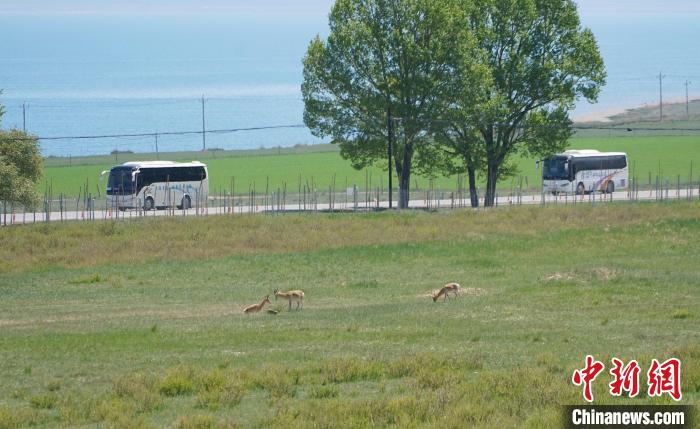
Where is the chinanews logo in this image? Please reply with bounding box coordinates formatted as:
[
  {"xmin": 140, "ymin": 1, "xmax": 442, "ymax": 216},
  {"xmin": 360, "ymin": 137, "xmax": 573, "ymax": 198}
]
[{"xmin": 566, "ymin": 355, "xmax": 694, "ymax": 428}]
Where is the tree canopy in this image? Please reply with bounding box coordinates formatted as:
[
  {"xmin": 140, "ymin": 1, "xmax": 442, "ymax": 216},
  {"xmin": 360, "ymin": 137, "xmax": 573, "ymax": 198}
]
[
  {"xmin": 459, "ymin": 0, "xmax": 606, "ymax": 206},
  {"xmin": 306, "ymin": 0, "xmax": 606, "ymax": 208},
  {"xmin": 302, "ymin": 0, "xmax": 478, "ymax": 208},
  {"xmin": 0, "ymin": 100, "xmax": 43, "ymax": 209}
]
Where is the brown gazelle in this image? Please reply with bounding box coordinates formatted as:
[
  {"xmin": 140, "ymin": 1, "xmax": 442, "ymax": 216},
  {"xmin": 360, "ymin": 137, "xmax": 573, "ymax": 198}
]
[
  {"xmin": 273, "ymin": 288, "xmax": 305, "ymax": 311},
  {"xmin": 432, "ymin": 282, "xmax": 461, "ymax": 302},
  {"xmin": 243, "ymin": 295, "xmax": 271, "ymax": 314}
]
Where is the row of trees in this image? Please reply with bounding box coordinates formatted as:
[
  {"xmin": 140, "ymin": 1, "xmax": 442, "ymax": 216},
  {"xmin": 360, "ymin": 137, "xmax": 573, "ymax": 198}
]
[
  {"xmin": 302, "ymin": 0, "xmax": 606, "ymax": 207},
  {"xmin": 0, "ymin": 94, "xmax": 42, "ymax": 209}
]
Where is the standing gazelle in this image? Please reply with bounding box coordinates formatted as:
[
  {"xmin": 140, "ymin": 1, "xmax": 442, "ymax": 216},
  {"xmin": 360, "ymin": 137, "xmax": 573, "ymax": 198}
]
[
  {"xmin": 273, "ymin": 288, "xmax": 305, "ymax": 311},
  {"xmin": 432, "ymin": 283, "xmax": 461, "ymax": 302},
  {"xmin": 243, "ymin": 295, "xmax": 271, "ymax": 314}
]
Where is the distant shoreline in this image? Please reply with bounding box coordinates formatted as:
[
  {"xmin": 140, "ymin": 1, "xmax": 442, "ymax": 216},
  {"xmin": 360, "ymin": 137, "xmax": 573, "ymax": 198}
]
[{"xmin": 574, "ymin": 97, "xmax": 700, "ymax": 124}]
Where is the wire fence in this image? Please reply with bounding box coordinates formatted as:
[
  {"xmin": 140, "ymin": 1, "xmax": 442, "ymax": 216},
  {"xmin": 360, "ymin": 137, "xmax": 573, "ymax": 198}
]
[{"xmin": 1, "ymin": 170, "xmax": 699, "ymax": 226}]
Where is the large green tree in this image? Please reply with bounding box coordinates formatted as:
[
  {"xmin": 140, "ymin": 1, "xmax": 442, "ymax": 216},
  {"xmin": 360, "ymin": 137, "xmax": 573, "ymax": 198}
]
[
  {"xmin": 302, "ymin": 0, "xmax": 474, "ymax": 208},
  {"xmin": 445, "ymin": 0, "xmax": 606, "ymax": 207},
  {"xmin": 0, "ymin": 99, "xmax": 42, "ymax": 210}
]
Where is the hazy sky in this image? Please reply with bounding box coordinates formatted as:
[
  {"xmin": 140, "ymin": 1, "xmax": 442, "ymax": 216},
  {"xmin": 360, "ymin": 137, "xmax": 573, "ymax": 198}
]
[
  {"xmin": 1, "ymin": 0, "xmax": 699, "ymax": 16},
  {"xmin": 0, "ymin": 0, "xmax": 335, "ymax": 16}
]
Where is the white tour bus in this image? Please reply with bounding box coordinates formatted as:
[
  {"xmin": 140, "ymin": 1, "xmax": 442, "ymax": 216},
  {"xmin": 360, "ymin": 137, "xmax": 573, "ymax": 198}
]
[
  {"xmin": 103, "ymin": 161, "xmax": 208, "ymax": 210},
  {"xmin": 542, "ymin": 150, "xmax": 628, "ymax": 195}
]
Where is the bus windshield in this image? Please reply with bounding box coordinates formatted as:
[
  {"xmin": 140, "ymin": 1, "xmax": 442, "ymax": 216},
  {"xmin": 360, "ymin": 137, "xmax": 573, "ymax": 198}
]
[
  {"xmin": 543, "ymin": 157, "xmax": 570, "ymax": 180},
  {"xmin": 107, "ymin": 167, "xmax": 136, "ymax": 195}
]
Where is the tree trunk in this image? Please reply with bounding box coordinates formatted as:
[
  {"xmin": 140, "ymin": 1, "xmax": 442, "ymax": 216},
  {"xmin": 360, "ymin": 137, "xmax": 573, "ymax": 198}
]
[
  {"xmin": 484, "ymin": 161, "xmax": 498, "ymax": 207},
  {"xmin": 387, "ymin": 107, "xmax": 394, "ymax": 209},
  {"xmin": 467, "ymin": 165, "xmax": 479, "ymax": 208},
  {"xmin": 398, "ymin": 144, "xmax": 414, "ymax": 209}
]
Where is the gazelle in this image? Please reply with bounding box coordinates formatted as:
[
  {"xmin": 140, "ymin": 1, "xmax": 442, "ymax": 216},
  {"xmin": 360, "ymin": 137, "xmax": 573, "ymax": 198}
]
[
  {"xmin": 273, "ymin": 288, "xmax": 305, "ymax": 311},
  {"xmin": 432, "ymin": 283, "xmax": 461, "ymax": 302},
  {"xmin": 243, "ymin": 295, "xmax": 271, "ymax": 314}
]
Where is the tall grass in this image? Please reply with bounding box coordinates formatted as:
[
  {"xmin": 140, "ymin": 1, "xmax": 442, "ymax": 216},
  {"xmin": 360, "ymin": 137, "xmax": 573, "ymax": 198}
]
[{"xmin": 1, "ymin": 202, "xmax": 697, "ymax": 273}]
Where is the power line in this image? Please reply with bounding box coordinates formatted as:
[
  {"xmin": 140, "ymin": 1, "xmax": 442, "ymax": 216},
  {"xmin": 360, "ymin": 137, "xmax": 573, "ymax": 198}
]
[
  {"xmin": 3, "ymin": 118, "xmax": 700, "ymax": 146},
  {"xmin": 1, "ymin": 124, "xmax": 308, "ymax": 142}
]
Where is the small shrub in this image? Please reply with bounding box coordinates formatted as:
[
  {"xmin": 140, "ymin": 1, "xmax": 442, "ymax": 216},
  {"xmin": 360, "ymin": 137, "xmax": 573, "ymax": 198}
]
[
  {"xmin": 159, "ymin": 367, "xmax": 195, "ymax": 397},
  {"xmin": 46, "ymin": 379, "xmax": 62, "ymax": 392},
  {"xmin": 195, "ymin": 369, "xmax": 246, "ymax": 410},
  {"xmin": 98, "ymin": 222, "xmax": 120, "ymax": 237},
  {"xmin": 672, "ymin": 309, "xmax": 690, "ymax": 319},
  {"xmin": 413, "ymin": 366, "xmax": 455, "ymax": 390},
  {"xmin": 309, "ymin": 385, "xmax": 339, "ymax": 399},
  {"xmin": 90, "ymin": 397, "xmax": 136, "ymax": 424},
  {"xmin": 0, "ymin": 406, "xmax": 43, "ymax": 429},
  {"xmin": 29, "ymin": 393, "xmax": 58, "ymax": 409},
  {"xmin": 197, "ymin": 369, "xmax": 226, "ymax": 393},
  {"xmin": 174, "ymin": 414, "xmax": 234, "ymax": 429},
  {"xmin": 322, "ymin": 357, "xmax": 384, "ymax": 384},
  {"xmin": 69, "ymin": 273, "xmax": 102, "ymax": 284},
  {"xmin": 0, "ymin": 407, "xmax": 21, "ymax": 429},
  {"xmin": 10, "ymin": 389, "xmax": 27, "ymax": 400},
  {"xmin": 195, "ymin": 385, "xmax": 244, "ymax": 410},
  {"xmin": 113, "ymin": 373, "xmax": 162, "ymax": 413},
  {"xmin": 250, "ymin": 365, "xmax": 298, "ymax": 399}
]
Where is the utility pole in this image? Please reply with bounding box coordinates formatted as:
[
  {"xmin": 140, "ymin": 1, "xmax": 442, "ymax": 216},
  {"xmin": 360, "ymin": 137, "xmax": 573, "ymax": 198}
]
[
  {"xmin": 387, "ymin": 107, "xmax": 393, "ymax": 209},
  {"xmin": 155, "ymin": 133, "xmax": 159, "ymax": 160},
  {"xmin": 686, "ymin": 80, "xmax": 692, "ymax": 120},
  {"xmin": 201, "ymin": 95, "xmax": 206, "ymax": 151},
  {"xmin": 22, "ymin": 102, "xmax": 26, "ymax": 131},
  {"xmin": 658, "ymin": 72, "xmax": 665, "ymax": 122}
]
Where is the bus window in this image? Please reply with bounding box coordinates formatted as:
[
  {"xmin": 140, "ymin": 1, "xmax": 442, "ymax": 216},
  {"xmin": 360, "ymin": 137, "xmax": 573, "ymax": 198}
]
[{"xmin": 107, "ymin": 167, "xmax": 136, "ymax": 195}]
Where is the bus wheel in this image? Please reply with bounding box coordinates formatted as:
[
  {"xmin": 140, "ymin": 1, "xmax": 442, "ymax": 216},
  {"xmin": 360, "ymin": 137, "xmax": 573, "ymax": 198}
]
[
  {"xmin": 576, "ymin": 183, "xmax": 586, "ymax": 195},
  {"xmin": 144, "ymin": 197, "xmax": 155, "ymax": 211},
  {"xmin": 181, "ymin": 196, "xmax": 191, "ymax": 210},
  {"xmin": 605, "ymin": 181, "xmax": 615, "ymax": 194}
]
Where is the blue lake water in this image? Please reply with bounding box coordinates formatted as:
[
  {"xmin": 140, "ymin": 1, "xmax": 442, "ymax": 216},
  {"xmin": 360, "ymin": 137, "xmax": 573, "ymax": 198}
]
[{"xmin": 1, "ymin": 9, "xmax": 699, "ymax": 156}]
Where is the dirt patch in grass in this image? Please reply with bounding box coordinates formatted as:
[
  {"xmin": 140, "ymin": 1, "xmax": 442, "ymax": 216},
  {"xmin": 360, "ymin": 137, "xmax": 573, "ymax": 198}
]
[
  {"xmin": 543, "ymin": 272, "xmax": 577, "ymax": 282},
  {"xmin": 418, "ymin": 287, "xmax": 487, "ymax": 299},
  {"xmin": 543, "ymin": 267, "xmax": 619, "ymax": 284}
]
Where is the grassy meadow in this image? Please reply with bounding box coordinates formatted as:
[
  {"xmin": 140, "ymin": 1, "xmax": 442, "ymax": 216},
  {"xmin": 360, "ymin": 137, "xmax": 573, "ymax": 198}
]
[
  {"xmin": 0, "ymin": 202, "xmax": 699, "ymax": 427},
  {"xmin": 40, "ymin": 134, "xmax": 700, "ymax": 199}
]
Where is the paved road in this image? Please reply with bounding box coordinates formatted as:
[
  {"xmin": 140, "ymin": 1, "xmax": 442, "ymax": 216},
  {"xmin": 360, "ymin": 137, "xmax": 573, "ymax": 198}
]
[{"xmin": 1, "ymin": 188, "xmax": 698, "ymax": 226}]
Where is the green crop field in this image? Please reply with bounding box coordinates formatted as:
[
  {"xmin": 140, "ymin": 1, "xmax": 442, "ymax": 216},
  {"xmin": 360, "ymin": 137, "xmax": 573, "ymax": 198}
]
[
  {"xmin": 0, "ymin": 202, "xmax": 698, "ymax": 427},
  {"xmin": 39, "ymin": 134, "xmax": 699, "ymax": 199}
]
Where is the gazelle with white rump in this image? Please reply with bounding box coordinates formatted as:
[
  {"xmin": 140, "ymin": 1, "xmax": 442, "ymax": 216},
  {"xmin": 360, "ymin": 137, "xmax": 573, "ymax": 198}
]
[
  {"xmin": 243, "ymin": 295, "xmax": 271, "ymax": 314},
  {"xmin": 432, "ymin": 282, "xmax": 461, "ymax": 302},
  {"xmin": 273, "ymin": 288, "xmax": 305, "ymax": 311}
]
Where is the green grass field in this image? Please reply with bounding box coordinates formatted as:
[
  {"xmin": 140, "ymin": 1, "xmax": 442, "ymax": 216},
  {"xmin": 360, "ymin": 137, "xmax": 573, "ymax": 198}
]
[
  {"xmin": 0, "ymin": 202, "xmax": 698, "ymax": 427},
  {"xmin": 40, "ymin": 135, "xmax": 700, "ymax": 199}
]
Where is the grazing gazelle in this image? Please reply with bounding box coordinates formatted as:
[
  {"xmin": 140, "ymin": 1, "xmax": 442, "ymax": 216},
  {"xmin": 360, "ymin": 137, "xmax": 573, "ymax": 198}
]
[
  {"xmin": 273, "ymin": 288, "xmax": 305, "ymax": 311},
  {"xmin": 243, "ymin": 295, "xmax": 271, "ymax": 314},
  {"xmin": 432, "ymin": 283, "xmax": 461, "ymax": 302}
]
